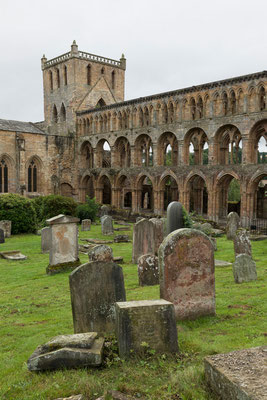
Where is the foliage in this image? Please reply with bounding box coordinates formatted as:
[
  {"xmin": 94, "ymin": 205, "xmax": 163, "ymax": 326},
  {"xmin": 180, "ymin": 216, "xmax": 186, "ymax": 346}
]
[
  {"xmin": 182, "ymin": 206, "xmax": 193, "ymax": 228},
  {"xmin": 0, "ymin": 193, "xmax": 37, "ymax": 234},
  {"xmin": 76, "ymin": 197, "xmax": 100, "ymax": 222},
  {"xmin": 31, "ymin": 195, "xmax": 78, "ymax": 226},
  {"xmin": 228, "ymin": 179, "xmax": 241, "ymax": 202},
  {"xmin": 258, "ymin": 151, "xmax": 267, "ymax": 164}
]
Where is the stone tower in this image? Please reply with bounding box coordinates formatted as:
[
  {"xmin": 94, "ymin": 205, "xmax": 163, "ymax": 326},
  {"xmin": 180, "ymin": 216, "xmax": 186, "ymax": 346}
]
[{"xmin": 41, "ymin": 41, "xmax": 126, "ymax": 135}]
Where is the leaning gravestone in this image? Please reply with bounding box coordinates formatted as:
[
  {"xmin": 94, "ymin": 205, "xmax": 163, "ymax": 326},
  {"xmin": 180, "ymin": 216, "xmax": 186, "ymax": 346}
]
[
  {"xmin": 115, "ymin": 299, "xmax": 178, "ymax": 359},
  {"xmin": 41, "ymin": 227, "xmax": 51, "ymax": 253},
  {"xmin": 159, "ymin": 228, "xmax": 215, "ymax": 320},
  {"xmin": 233, "ymin": 229, "xmax": 252, "ymax": 257},
  {"xmin": 166, "ymin": 201, "xmax": 184, "ymax": 235},
  {"xmin": 0, "ymin": 229, "xmax": 5, "ymax": 244},
  {"xmin": 138, "ymin": 254, "xmax": 159, "ymax": 286},
  {"xmin": 46, "ymin": 214, "xmax": 80, "ymax": 275},
  {"xmin": 226, "ymin": 212, "xmax": 240, "ymax": 240},
  {"xmin": 232, "ymin": 254, "xmax": 257, "ymax": 283},
  {"xmin": 81, "ymin": 219, "xmax": 91, "ymax": 231},
  {"xmin": 69, "ymin": 261, "xmax": 126, "ymax": 333},
  {"xmin": 0, "ymin": 220, "xmax": 11, "ymax": 237},
  {"xmin": 88, "ymin": 245, "xmax": 113, "ymax": 262},
  {"xmin": 101, "ymin": 215, "xmax": 113, "ymax": 235},
  {"xmin": 132, "ymin": 219, "xmax": 155, "ymax": 263}
]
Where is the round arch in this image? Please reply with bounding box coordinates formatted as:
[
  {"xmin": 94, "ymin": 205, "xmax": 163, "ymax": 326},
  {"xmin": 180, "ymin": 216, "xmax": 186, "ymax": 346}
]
[
  {"xmin": 184, "ymin": 127, "xmax": 209, "ymax": 165},
  {"xmin": 214, "ymin": 124, "xmax": 242, "ymax": 165},
  {"xmin": 157, "ymin": 131, "xmax": 178, "ymax": 166},
  {"xmin": 134, "ymin": 134, "xmax": 153, "ymax": 166},
  {"xmin": 113, "ymin": 136, "xmax": 131, "ymax": 167},
  {"xmin": 248, "ymin": 119, "xmax": 267, "ymax": 164}
]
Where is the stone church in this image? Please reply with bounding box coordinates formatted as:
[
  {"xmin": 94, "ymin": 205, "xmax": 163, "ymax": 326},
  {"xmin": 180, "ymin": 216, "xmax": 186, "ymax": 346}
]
[{"xmin": 0, "ymin": 41, "xmax": 266, "ymax": 226}]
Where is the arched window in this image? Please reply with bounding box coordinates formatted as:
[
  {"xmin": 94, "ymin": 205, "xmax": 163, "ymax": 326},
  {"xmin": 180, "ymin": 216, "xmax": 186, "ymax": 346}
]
[
  {"xmin": 60, "ymin": 103, "xmax": 66, "ymax": 122},
  {"xmin": 96, "ymin": 98, "xmax": 106, "ymax": 108},
  {"xmin": 111, "ymin": 70, "xmax": 115, "ymax": 89},
  {"xmin": 87, "ymin": 64, "xmax": 91, "ymax": 85},
  {"xmin": 28, "ymin": 160, "xmax": 37, "ymax": 192},
  {"xmin": 56, "ymin": 68, "xmax": 60, "ymax": 88},
  {"xmin": 64, "ymin": 65, "xmax": 67, "ymax": 85},
  {"xmin": 49, "ymin": 70, "xmax": 53, "ymax": 91},
  {"xmin": 259, "ymin": 86, "xmax": 266, "ymax": 111},
  {"xmin": 52, "ymin": 105, "xmax": 58, "ymax": 123},
  {"xmin": 222, "ymin": 92, "xmax": 228, "ymax": 116},
  {"xmin": 0, "ymin": 159, "xmax": 8, "ymax": 193}
]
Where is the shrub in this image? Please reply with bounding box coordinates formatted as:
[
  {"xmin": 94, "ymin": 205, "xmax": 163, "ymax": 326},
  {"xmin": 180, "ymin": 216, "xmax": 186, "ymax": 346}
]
[
  {"xmin": 0, "ymin": 193, "xmax": 37, "ymax": 234},
  {"xmin": 76, "ymin": 197, "xmax": 99, "ymax": 222},
  {"xmin": 31, "ymin": 195, "xmax": 78, "ymax": 226},
  {"xmin": 182, "ymin": 206, "xmax": 193, "ymax": 228}
]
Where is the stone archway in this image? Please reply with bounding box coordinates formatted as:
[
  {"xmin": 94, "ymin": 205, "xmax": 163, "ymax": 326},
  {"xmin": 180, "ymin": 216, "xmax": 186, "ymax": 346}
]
[
  {"xmin": 95, "ymin": 139, "xmax": 111, "ymax": 168},
  {"xmin": 80, "ymin": 175, "xmax": 95, "ymax": 202},
  {"xmin": 216, "ymin": 173, "xmax": 241, "ymax": 221},
  {"xmin": 248, "ymin": 119, "xmax": 267, "ymax": 164},
  {"xmin": 134, "ymin": 134, "xmax": 153, "ymax": 166},
  {"xmin": 113, "ymin": 137, "xmax": 131, "ymax": 167},
  {"xmin": 159, "ymin": 174, "xmax": 179, "ymax": 211},
  {"xmin": 117, "ymin": 175, "xmax": 132, "ymax": 209},
  {"xmin": 184, "ymin": 128, "xmax": 209, "ymax": 165},
  {"xmin": 187, "ymin": 175, "xmax": 208, "ymax": 216},
  {"xmin": 214, "ymin": 125, "xmax": 242, "ymax": 165},
  {"xmin": 137, "ymin": 175, "xmax": 154, "ymax": 212},
  {"xmin": 157, "ymin": 132, "xmax": 178, "ymax": 166}
]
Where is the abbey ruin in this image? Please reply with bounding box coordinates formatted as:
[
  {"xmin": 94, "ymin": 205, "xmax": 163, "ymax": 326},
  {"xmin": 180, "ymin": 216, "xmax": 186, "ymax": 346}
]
[{"xmin": 0, "ymin": 41, "xmax": 266, "ymax": 226}]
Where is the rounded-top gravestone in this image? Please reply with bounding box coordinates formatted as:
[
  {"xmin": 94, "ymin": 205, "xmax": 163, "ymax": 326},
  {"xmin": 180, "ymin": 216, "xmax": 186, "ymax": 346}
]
[
  {"xmin": 233, "ymin": 229, "xmax": 252, "ymax": 257},
  {"xmin": 226, "ymin": 212, "xmax": 240, "ymax": 240},
  {"xmin": 166, "ymin": 202, "xmax": 184, "ymax": 235}
]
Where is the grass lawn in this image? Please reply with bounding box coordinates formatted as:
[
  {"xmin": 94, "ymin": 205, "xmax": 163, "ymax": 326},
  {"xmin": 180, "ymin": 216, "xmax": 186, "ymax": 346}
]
[{"xmin": 0, "ymin": 223, "xmax": 266, "ymax": 400}]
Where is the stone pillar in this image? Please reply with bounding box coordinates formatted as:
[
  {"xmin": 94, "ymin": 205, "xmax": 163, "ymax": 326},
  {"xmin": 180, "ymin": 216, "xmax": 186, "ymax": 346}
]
[{"xmin": 152, "ymin": 142, "xmax": 158, "ymax": 166}]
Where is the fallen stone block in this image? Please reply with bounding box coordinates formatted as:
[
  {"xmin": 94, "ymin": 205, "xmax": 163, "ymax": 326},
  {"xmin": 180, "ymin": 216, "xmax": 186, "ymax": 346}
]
[
  {"xmin": 114, "ymin": 235, "xmax": 130, "ymax": 243},
  {"xmin": 88, "ymin": 245, "xmax": 113, "ymax": 262},
  {"xmin": 0, "ymin": 250, "xmax": 27, "ymax": 260}
]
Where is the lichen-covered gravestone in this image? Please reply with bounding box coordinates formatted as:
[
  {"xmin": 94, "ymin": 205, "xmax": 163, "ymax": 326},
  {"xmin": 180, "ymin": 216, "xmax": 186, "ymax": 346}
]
[
  {"xmin": 46, "ymin": 214, "xmax": 80, "ymax": 275},
  {"xmin": 149, "ymin": 218, "xmax": 164, "ymax": 252},
  {"xmin": 81, "ymin": 219, "xmax": 91, "ymax": 231},
  {"xmin": 132, "ymin": 219, "xmax": 160, "ymax": 263},
  {"xmin": 159, "ymin": 228, "xmax": 215, "ymax": 320},
  {"xmin": 233, "ymin": 229, "xmax": 252, "ymax": 257},
  {"xmin": 232, "ymin": 254, "xmax": 257, "ymax": 283},
  {"xmin": 100, "ymin": 205, "xmax": 109, "ymax": 217},
  {"xmin": 69, "ymin": 261, "xmax": 126, "ymax": 333},
  {"xmin": 226, "ymin": 212, "xmax": 240, "ymax": 240},
  {"xmin": 115, "ymin": 300, "xmax": 178, "ymax": 359},
  {"xmin": 0, "ymin": 220, "xmax": 11, "ymax": 237},
  {"xmin": 88, "ymin": 244, "xmax": 113, "ymax": 262},
  {"xmin": 101, "ymin": 215, "xmax": 113, "ymax": 235},
  {"xmin": 166, "ymin": 201, "xmax": 184, "ymax": 235},
  {"xmin": 138, "ymin": 254, "xmax": 159, "ymax": 286},
  {"xmin": 0, "ymin": 229, "xmax": 5, "ymax": 244},
  {"xmin": 41, "ymin": 227, "xmax": 51, "ymax": 253}
]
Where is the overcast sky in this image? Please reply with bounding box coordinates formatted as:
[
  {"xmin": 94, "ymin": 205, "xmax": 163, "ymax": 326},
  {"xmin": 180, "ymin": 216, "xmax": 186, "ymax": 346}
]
[{"xmin": 0, "ymin": 0, "xmax": 266, "ymax": 123}]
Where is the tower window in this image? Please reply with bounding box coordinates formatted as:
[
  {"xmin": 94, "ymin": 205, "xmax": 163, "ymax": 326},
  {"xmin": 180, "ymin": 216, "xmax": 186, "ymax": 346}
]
[
  {"xmin": 60, "ymin": 103, "xmax": 66, "ymax": 122},
  {"xmin": 101, "ymin": 67, "xmax": 105, "ymax": 75},
  {"xmin": 111, "ymin": 70, "xmax": 115, "ymax": 89},
  {"xmin": 64, "ymin": 65, "xmax": 67, "ymax": 85},
  {"xmin": 52, "ymin": 105, "xmax": 58, "ymax": 123},
  {"xmin": 0, "ymin": 159, "xmax": 8, "ymax": 193},
  {"xmin": 49, "ymin": 70, "xmax": 53, "ymax": 91},
  {"xmin": 28, "ymin": 160, "xmax": 37, "ymax": 192},
  {"xmin": 56, "ymin": 68, "xmax": 60, "ymax": 88},
  {"xmin": 87, "ymin": 64, "xmax": 91, "ymax": 85}
]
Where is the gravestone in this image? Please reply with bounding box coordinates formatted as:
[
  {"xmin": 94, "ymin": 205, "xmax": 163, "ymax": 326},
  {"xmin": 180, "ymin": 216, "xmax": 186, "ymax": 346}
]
[
  {"xmin": 101, "ymin": 215, "xmax": 113, "ymax": 235},
  {"xmin": 41, "ymin": 227, "xmax": 51, "ymax": 253},
  {"xmin": 0, "ymin": 220, "xmax": 11, "ymax": 237},
  {"xmin": 233, "ymin": 229, "xmax": 252, "ymax": 257},
  {"xmin": 159, "ymin": 228, "xmax": 215, "ymax": 320},
  {"xmin": 81, "ymin": 219, "xmax": 91, "ymax": 231},
  {"xmin": 149, "ymin": 218, "xmax": 164, "ymax": 253},
  {"xmin": 114, "ymin": 234, "xmax": 129, "ymax": 243},
  {"xmin": 115, "ymin": 299, "xmax": 178, "ymax": 359},
  {"xmin": 88, "ymin": 245, "xmax": 113, "ymax": 262},
  {"xmin": 232, "ymin": 254, "xmax": 257, "ymax": 283},
  {"xmin": 69, "ymin": 261, "xmax": 126, "ymax": 333},
  {"xmin": 46, "ymin": 214, "xmax": 80, "ymax": 275},
  {"xmin": 132, "ymin": 219, "xmax": 155, "ymax": 263},
  {"xmin": 226, "ymin": 212, "xmax": 240, "ymax": 240},
  {"xmin": 138, "ymin": 254, "xmax": 159, "ymax": 286},
  {"xmin": 166, "ymin": 201, "xmax": 184, "ymax": 235},
  {"xmin": 0, "ymin": 229, "xmax": 5, "ymax": 244},
  {"xmin": 100, "ymin": 205, "xmax": 109, "ymax": 217},
  {"xmin": 136, "ymin": 216, "xmax": 144, "ymax": 223}
]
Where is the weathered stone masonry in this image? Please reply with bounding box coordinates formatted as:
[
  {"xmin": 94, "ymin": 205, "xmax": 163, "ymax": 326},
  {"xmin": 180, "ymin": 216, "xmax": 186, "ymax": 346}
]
[{"xmin": 0, "ymin": 41, "xmax": 266, "ymax": 226}]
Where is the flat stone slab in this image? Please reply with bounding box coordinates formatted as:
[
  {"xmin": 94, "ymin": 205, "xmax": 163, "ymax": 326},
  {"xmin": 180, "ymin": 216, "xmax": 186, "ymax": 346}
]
[
  {"xmin": 215, "ymin": 259, "xmax": 232, "ymax": 267},
  {"xmin": 250, "ymin": 235, "xmax": 267, "ymax": 241},
  {"xmin": 81, "ymin": 238, "xmax": 113, "ymax": 244},
  {"xmin": 0, "ymin": 251, "xmax": 27, "ymax": 260},
  {"xmin": 205, "ymin": 346, "xmax": 267, "ymax": 400},
  {"xmin": 27, "ymin": 332, "xmax": 104, "ymax": 371},
  {"xmin": 113, "ymin": 256, "xmax": 123, "ymax": 264},
  {"xmin": 54, "ymin": 396, "xmax": 83, "ymax": 400}
]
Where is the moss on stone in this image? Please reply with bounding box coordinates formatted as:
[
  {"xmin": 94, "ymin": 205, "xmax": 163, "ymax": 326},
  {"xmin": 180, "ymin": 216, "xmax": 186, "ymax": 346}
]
[{"xmin": 46, "ymin": 259, "xmax": 81, "ymax": 275}]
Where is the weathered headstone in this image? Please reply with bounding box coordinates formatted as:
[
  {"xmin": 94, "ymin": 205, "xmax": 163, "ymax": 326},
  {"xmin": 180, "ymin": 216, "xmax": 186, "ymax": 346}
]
[
  {"xmin": 210, "ymin": 237, "xmax": 217, "ymax": 251},
  {"xmin": 149, "ymin": 218, "xmax": 164, "ymax": 253},
  {"xmin": 88, "ymin": 245, "xmax": 113, "ymax": 262},
  {"xmin": 136, "ymin": 216, "xmax": 144, "ymax": 223},
  {"xmin": 114, "ymin": 234, "xmax": 130, "ymax": 243},
  {"xmin": 159, "ymin": 228, "xmax": 215, "ymax": 320},
  {"xmin": 81, "ymin": 219, "xmax": 91, "ymax": 231},
  {"xmin": 0, "ymin": 229, "xmax": 5, "ymax": 244},
  {"xmin": 46, "ymin": 214, "xmax": 80, "ymax": 275},
  {"xmin": 226, "ymin": 212, "xmax": 240, "ymax": 240},
  {"xmin": 101, "ymin": 215, "xmax": 113, "ymax": 235},
  {"xmin": 138, "ymin": 254, "xmax": 159, "ymax": 286},
  {"xmin": 132, "ymin": 219, "xmax": 155, "ymax": 263},
  {"xmin": 100, "ymin": 205, "xmax": 109, "ymax": 217},
  {"xmin": 27, "ymin": 332, "xmax": 104, "ymax": 371},
  {"xmin": 41, "ymin": 227, "xmax": 51, "ymax": 253},
  {"xmin": 115, "ymin": 300, "xmax": 178, "ymax": 359},
  {"xmin": 0, "ymin": 220, "xmax": 11, "ymax": 237},
  {"xmin": 233, "ymin": 229, "xmax": 252, "ymax": 257},
  {"xmin": 166, "ymin": 201, "xmax": 184, "ymax": 235},
  {"xmin": 232, "ymin": 254, "xmax": 257, "ymax": 283},
  {"xmin": 69, "ymin": 261, "xmax": 126, "ymax": 333}
]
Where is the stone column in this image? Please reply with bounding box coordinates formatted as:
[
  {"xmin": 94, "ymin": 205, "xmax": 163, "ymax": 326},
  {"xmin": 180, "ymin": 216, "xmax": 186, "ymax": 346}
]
[{"xmin": 152, "ymin": 142, "xmax": 158, "ymax": 166}]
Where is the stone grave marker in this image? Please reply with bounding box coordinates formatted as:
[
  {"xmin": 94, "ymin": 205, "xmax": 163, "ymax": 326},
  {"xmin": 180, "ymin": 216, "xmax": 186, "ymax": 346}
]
[
  {"xmin": 115, "ymin": 299, "xmax": 178, "ymax": 359},
  {"xmin": 150, "ymin": 218, "xmax": 164, "ymax": 253},
  {"xmin": 138, "ymin": 254, "xmax": 159, "ymax": 286},
  {"xmin": 233, "ymin": 229, "xmax": 252, "ymax": 257},
  {"xmin": 100, "ymin": 205, "xmax": 109, "ymax": 217},
  {"xmin": 226, "ymin": 212, "xmax": 240, "ymax": 240},
  {"xmin": 114, "ymin": 234, "xmax": 129, "ymax": 243},
  {"xmin": 88, "ymin": 244, "xmax": 113, "ymax": 262},
  {"xmin": 0, "ymin": 228, "xmax": 5, "ymax": 244},
  {"xmin": 81, "ymin": 219, "xmax": 91, "ymax": 231},
  {"xmin": 132, "ymin": 219, "xmax": 155, "ymax": 263},
  {"xmin": 166, "ymin": 201, "xmax": 184, "ymax": 235},
  {"xmin": 46, "ymin": 214, "xmax": 80, "ymax": 275},
  {"xmin": 69, "ymin": 261, "xmax": 126, "ymax": 333},
  {"xmin": 159, "ymin": 228, "xmax": 215, "ymax": 320},
  {"xmin": 232, "ymin": 254, "xmax": 257, "ymax": 283},
  {"xmin": 101, "ymin": 215, "xmax": 113, "ymax": 235},
  {"xmin": 0, "ymin": 220, "xmax": 11, "ymax": 237},
  {"xmin": 41, "ymin": 227, "xmax": 51, "ymax": 253}
]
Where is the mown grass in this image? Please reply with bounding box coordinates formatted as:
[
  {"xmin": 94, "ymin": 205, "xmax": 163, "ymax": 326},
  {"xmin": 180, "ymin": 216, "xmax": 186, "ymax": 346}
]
[{"xmin": 0, "ymin": 223, "xmax": 266, "ymax": 400}]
